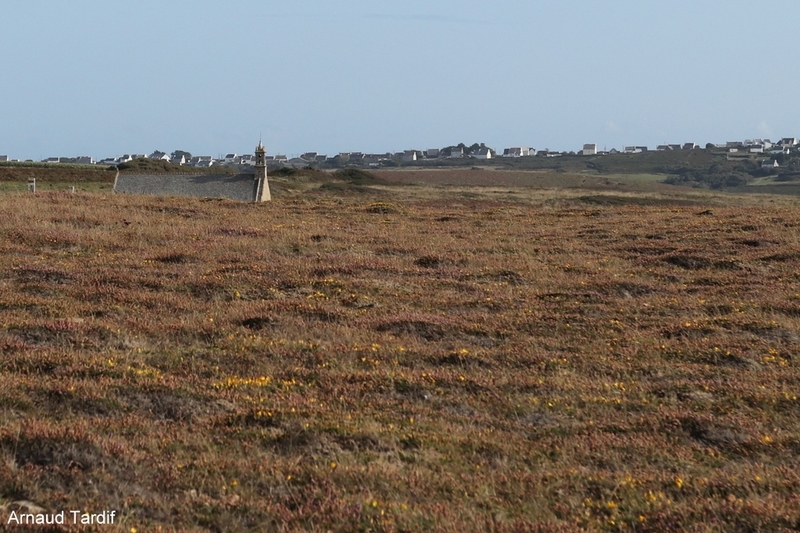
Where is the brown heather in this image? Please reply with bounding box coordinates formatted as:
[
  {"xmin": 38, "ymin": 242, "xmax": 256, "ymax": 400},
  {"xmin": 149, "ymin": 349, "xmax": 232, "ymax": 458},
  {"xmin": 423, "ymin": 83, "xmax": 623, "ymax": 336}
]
[{"xmin": 0, "ymin": 183, "xmax": 799, "ymax": 532}]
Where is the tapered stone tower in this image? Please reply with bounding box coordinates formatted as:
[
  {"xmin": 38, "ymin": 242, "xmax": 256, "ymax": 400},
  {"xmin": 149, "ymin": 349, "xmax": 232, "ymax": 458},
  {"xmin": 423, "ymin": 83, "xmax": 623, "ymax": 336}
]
[{"xmin": 254, "ymin": 140, "xmax": 271, "ymax": 202}]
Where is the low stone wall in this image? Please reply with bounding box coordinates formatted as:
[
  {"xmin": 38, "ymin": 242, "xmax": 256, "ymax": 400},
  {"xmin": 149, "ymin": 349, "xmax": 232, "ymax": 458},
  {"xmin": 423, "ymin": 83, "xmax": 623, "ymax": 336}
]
[{"xmin": 114, "ymin": 173, "xmax": 259, "ymax": 202}]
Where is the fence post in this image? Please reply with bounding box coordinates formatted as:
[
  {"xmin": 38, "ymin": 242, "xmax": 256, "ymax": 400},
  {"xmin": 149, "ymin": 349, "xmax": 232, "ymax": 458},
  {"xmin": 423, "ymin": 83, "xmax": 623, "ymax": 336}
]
[{"xmin": 27, "ymin": 178, "xmax": 35, "ymax": 193}]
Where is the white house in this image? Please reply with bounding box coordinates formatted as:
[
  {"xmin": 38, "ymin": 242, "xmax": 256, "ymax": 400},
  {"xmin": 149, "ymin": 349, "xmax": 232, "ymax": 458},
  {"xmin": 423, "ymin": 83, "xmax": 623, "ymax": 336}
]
[
  {"xmin": 537, "ymin": 149, "xmax": 562, "ymax": 157},
  {"xmin": 425, "ymin": 148, "xmax": 441, "ymax": 158},
  {"xmin": 400, "ymin": 150, "xmax": 417, "ymax": 162},
  {"xmin": 449, "ymin": 147, "xmax": 464, "ymax": 158},
  {"xmin": 189, "ymin": 156, "xmax": 214, "ymax": 166},
  {"xmin": 191, "ymin": 156, "xmax": 215, "ymax": 168},
  {"xmin": 503, "ymin": 147, "xmax": 531, "ymax": 157},
  {"xmin": 224, "ymin": 153, "xmax": 240, "ymax": 164},
  {"xmin": 0, "ymin": 155, "xmax": 9, "ymax": 162},
  {"xmin": 170, "ymin": 155, "xmax": 186, "ymax": 166},
  {"xmin": 75, "ymin": 156, "xmax": 94, "ymax": 164},
  {"xmin": 762, "ymin": 160, "xmax": 779, "ymax": 169},
  {"xmin": 472, "ymin": 148, "xmax": 492, "ymax": 159},
  {"xmin": 149, "ymin": 151, "xmax": 170, "ymax": 161},
  {"xmin": 582, "ymin": 144, "xmax": 597, "ymax": 156}
]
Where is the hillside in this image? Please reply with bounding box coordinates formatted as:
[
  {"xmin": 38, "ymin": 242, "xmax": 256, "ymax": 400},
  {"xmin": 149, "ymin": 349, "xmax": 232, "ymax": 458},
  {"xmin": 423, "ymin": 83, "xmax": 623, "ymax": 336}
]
[
  {"xmin": 0, "ymin": 163, "xmax": 115, "ymax": 183},
  {"xmin": 3, "ymin": 148, "xmax": 800, "ymax": 194},
  {"xmin": 117, "ymin": 158, "xmax": 236, "ymax": 175},
  {"xmin": 414, "ymin": 149, "xmax": 800, "ymax": 191}
]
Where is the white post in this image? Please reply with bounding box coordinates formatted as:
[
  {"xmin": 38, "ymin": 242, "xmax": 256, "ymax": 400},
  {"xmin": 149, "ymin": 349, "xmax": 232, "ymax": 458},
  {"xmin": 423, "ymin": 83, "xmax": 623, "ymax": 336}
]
[{"xmin": 27, "ymin": 178, "xmax": 35, "ymax": 193}]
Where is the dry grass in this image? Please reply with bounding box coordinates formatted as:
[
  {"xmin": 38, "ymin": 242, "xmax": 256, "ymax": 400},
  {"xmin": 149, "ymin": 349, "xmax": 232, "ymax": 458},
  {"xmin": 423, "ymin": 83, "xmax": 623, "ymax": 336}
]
[{"xmin": 0, "ymin": 186, "xmax": 799, "ymax": 532}]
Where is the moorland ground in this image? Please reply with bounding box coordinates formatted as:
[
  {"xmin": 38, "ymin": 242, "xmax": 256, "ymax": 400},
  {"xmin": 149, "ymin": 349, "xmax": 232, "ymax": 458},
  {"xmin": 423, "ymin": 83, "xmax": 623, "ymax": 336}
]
[{"xmin": 0, "ymin": 174, "xmax": 799, "ymax": 532}]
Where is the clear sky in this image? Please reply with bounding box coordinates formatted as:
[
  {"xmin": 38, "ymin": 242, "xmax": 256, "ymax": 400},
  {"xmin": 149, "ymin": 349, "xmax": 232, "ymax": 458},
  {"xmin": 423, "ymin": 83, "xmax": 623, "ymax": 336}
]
[{"xmin": 2, "ymin": 0, "xmax": 798, "ymax": 161}]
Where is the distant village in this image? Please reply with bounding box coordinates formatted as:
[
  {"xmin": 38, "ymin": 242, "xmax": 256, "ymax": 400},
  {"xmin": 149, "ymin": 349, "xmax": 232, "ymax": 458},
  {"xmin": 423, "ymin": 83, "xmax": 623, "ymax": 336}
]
[{"xmin": 2, "ymin": 137, "xmax": 798, "ymax": 170}]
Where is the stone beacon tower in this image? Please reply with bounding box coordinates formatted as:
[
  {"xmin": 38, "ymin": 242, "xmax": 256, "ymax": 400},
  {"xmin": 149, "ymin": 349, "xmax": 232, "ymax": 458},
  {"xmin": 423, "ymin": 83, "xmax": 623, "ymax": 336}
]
[{"xmin": 254, "ymin": 140, "xmax": 271, "ymax": 202}]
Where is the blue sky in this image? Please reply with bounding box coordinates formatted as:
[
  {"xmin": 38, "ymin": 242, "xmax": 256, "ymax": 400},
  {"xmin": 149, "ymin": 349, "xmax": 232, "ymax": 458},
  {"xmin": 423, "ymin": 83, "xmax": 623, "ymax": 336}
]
[{"xmin": 2, "ymin": 0, "xmax": 799, "ymax": 160}]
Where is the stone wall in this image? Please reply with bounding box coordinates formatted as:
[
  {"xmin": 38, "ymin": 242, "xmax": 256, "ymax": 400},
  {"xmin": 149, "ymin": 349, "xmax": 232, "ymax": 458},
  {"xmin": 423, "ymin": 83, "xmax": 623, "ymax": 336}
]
[{"xmin": 114, "ymin": 173, "xmax": 259, "ymax": 202}]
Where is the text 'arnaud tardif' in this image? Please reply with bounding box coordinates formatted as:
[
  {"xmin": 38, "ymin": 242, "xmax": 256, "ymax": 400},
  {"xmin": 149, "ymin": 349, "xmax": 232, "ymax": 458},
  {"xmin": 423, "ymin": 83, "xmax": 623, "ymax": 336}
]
[{"xmin": 7, "ymin": 510, "xmax": 117, "ymax": 526}]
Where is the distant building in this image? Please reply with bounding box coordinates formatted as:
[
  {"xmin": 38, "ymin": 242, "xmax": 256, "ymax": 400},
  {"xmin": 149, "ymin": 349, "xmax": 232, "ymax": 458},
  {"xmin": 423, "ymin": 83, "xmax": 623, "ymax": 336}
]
[
  {"xmin": 189, "ymin": 156, "xmax": 215, "ymax": 167},
  {"xmin": 582, "ymin": 144, "xmax": 597, "ymax": 156},
  {"xmin": 502, "ymin": 147, "xmax": 531, "ymax": 157},
  {"xmin": 682, "ymin": 143, "xmax": 698, "ymax": 150},
  {"xmin": 448, "ymin": 147, "xmax": 464, "ymax": 158},
  {"xmin": 425, "ymin": 148, "xmax": 441, "ymax": 158},
  {"xmin": 0, "ymin": 155, "xmax": 9, "ymax": 162},
  {"xmin": 538, "ymin": 149, "xmax": 562, "ymax": 157},
  {"xmin": 472, "ymin": 148, "xmax": 492, "ymax": 160},
  {"xmin": 400, "ymin": 150, "xmax": 417, "ymax": 162},
  {"xmin": 762, "ymin": 159, "xmax": 779, "ymax": 169},
  {"xmin": 75, "ymin": 156, "xmax": 94, "ymax": 165}
]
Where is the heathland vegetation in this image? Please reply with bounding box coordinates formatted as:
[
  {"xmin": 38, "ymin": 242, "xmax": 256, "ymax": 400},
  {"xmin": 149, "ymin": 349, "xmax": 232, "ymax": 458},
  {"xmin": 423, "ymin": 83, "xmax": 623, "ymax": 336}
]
[{"xmin": 0, "ymin": 174, "xmax": 799, "ymax": 531}]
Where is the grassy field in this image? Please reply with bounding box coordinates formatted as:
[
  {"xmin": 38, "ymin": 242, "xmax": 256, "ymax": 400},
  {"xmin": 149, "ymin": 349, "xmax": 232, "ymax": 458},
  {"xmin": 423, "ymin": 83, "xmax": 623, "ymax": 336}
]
[{"xmin": 0, "ymin": 182, "xmax": 799, "ymax": 532}]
